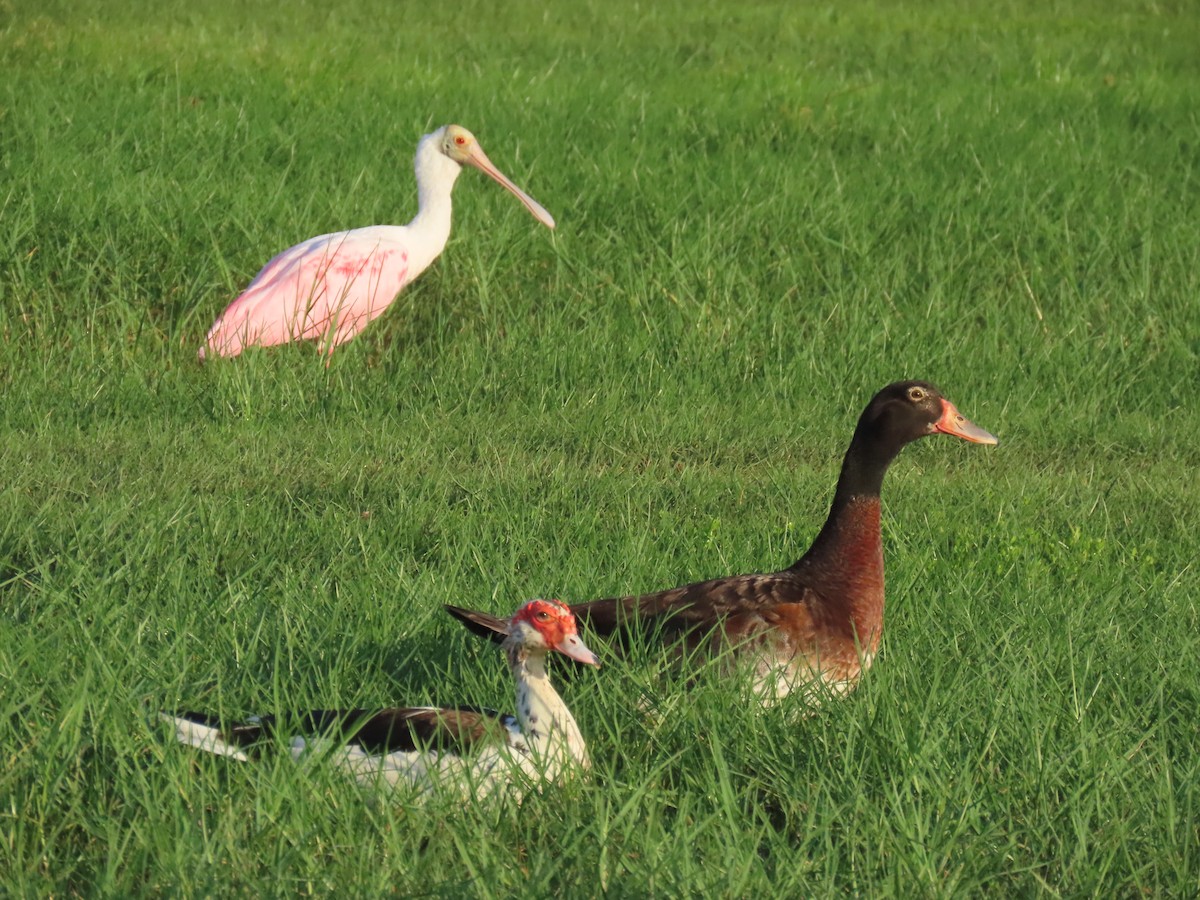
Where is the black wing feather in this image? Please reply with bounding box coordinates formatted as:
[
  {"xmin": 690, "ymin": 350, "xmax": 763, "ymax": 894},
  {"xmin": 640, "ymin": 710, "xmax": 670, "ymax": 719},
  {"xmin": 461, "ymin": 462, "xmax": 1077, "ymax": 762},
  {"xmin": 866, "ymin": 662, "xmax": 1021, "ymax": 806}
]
[
  {"xmin": 445, "ymin": 568, "xmax": 819, "ymax": 653},
  {"xmin": 172, "ymin": 707, "xmax": 510, "ymax": 757}
]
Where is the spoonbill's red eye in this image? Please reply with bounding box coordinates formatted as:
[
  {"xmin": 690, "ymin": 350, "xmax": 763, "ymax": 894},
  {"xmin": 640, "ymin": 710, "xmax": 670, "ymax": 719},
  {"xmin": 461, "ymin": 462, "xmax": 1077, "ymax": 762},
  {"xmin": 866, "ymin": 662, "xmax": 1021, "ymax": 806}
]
[{"xmin": 455, "ymin": 135, "xmax": 467, "ymax": 145}]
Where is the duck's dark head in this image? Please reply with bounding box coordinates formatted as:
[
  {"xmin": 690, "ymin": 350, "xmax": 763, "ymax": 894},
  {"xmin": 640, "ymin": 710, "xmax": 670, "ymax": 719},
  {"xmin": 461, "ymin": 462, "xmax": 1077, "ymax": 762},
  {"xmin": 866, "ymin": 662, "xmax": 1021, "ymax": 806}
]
[
  {"xmin": 861, "ymin": 381, "xmax": 997, "ymax": 446},
  {"xmin": 840, "ymin": 381, "xmax": 998, "ymax": 497}
]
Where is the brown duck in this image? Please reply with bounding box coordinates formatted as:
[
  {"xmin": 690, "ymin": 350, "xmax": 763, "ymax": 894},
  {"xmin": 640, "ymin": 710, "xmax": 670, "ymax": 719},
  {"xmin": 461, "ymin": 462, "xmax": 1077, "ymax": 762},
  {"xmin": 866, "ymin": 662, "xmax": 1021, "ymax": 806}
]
[{"xmin": 446, "ymin": 381, "xmax": 997, "ymax": 706}]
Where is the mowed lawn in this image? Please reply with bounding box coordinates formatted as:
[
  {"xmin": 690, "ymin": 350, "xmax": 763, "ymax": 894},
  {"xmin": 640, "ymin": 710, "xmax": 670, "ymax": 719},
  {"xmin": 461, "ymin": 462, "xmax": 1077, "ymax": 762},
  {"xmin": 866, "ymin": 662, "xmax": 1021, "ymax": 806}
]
[{"xmin": 2, "ymin": 0, "xmax": 1198, "ymax": 895}]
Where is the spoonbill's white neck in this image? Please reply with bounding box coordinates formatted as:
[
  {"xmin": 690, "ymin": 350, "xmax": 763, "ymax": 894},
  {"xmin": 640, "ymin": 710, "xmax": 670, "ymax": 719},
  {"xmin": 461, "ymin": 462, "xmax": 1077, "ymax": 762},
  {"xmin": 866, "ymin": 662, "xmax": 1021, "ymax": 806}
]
[{"xmin": 406, "ymin": 128, "xmax": 462, "ymax": 251}]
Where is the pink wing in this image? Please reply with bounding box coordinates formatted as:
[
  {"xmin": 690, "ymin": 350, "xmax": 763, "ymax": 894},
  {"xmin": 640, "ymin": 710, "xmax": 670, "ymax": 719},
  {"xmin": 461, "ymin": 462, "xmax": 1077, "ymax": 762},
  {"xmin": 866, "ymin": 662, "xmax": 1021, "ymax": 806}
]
[{"xmin": 202, "ymin": 228, "xmax": 412, "ymax": 358}]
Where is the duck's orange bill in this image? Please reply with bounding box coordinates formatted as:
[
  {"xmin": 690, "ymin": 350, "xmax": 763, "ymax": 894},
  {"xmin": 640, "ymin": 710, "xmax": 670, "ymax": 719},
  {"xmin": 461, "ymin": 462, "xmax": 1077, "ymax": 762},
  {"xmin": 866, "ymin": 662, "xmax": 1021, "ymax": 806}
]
[{"xmin": 934, "ymin": 400, "xmax": 999, "ymax": 445}]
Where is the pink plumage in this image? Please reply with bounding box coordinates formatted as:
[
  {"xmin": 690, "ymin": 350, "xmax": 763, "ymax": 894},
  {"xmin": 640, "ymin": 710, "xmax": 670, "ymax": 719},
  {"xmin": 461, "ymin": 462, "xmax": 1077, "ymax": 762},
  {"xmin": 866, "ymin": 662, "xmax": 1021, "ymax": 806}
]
[{"xmin": 200, "ymin": 124, "xmax": 555, "ymax": 362}]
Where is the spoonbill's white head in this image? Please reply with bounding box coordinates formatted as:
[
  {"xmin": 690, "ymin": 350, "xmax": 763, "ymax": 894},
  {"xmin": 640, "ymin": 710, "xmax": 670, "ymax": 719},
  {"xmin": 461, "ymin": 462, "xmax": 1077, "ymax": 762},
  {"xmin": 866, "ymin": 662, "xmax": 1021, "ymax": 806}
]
[{"xmin": 429, "ymin": 124, "xmax": 556, "ymax": 229}]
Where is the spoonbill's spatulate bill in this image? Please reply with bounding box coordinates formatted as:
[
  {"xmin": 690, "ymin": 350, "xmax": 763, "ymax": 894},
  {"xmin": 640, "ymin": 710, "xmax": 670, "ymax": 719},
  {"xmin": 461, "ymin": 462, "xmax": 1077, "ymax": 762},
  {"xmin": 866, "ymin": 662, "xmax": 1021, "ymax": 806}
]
[
  {"xmin": 200, "ymin": 124, "xmax": 555, "ymax": 362},
  {"xmin": 161, "ymin": 600, "xmax": 598, "ymax": 801},
  {"xmin": 447, "ymin": 381, "xmax": 998, "ymax": 708}
]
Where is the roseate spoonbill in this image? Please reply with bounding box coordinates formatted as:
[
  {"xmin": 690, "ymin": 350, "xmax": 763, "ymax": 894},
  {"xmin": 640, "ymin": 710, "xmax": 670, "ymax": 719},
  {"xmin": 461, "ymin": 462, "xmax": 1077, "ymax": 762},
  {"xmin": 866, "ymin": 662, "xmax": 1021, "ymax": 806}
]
[
  {"xmin": 161, "ymin": 599, "xmax": 599, "ymax": 800},
  {"xmin": 199, "ymin": 124, "xmax": 555, "ymax": 362},
  {"xmin": 446, "ymin": 381, "xmax": 998, "ymax": 708}
]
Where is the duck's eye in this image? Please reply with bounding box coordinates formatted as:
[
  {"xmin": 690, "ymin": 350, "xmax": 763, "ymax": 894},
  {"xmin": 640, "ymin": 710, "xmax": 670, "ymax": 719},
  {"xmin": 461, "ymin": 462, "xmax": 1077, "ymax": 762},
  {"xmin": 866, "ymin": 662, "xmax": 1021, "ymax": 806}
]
[
  {"xmin": 535, "ymin": 610, "xmax": 551, "ymax": 622},
  {"xmin": 908, "ymin": 387, "xmax": 925, "ymax": 402}
]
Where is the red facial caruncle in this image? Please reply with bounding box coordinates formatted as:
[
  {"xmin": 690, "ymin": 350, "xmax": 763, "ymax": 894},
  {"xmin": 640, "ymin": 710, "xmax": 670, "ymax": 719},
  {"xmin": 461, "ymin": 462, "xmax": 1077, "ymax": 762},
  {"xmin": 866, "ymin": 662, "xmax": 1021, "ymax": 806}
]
[{"xmin": 512, "ymin": 600, "xmax": 600, "ymax": 667}]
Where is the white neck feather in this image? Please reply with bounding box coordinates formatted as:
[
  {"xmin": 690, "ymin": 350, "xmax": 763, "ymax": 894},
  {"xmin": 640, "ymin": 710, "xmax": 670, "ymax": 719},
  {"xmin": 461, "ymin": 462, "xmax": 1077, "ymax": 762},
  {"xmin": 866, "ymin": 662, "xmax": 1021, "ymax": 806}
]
[
  {"xmin": 508, "ymin": 646, "xmax": 590, "ymax": 772},
  {"xmin": 405, "ymin": 130, "xmax": 461, "ymax": 268}
]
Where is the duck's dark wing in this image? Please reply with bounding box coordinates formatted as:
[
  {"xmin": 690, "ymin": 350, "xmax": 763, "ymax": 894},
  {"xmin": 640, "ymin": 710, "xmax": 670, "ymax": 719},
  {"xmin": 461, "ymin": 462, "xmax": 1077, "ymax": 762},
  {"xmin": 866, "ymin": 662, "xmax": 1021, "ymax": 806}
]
[
  {"xmin": 571, "ymin": 569, "xmax": 818, "ymax": 636},
  {"xmin": 444, "ymin": 605, "xmax": 510, "ymax": 645},
  {"xmin": 445, "ymin": 569, "xmax": 821, "ymax": 650},
  {"xmin": 164, "ymin": 706, "xmax": 513, "ymax": 759},
  {"xmin": 292, "ymin": 707, "xmax": 512, "ymax": 755}
]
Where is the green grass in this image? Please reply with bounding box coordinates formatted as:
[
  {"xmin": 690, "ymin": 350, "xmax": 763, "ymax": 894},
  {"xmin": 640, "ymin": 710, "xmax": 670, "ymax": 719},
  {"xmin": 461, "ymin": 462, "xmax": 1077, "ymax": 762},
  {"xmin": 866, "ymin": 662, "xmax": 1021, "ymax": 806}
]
[{"xmin": 2, "ymin": 0, "xmax": 1199, "ymax": 894}]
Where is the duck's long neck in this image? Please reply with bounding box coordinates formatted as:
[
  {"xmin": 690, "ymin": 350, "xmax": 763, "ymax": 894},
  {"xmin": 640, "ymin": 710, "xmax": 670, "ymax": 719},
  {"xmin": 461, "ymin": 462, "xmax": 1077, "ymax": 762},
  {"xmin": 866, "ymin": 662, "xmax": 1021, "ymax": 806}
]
[
  {"xmin": 507, "ymin": 646, "xmax": 589, "ymax": 771},
  {"xmin": 790, "ymin": 427, "xmax": 902, "ymax": 651}
]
